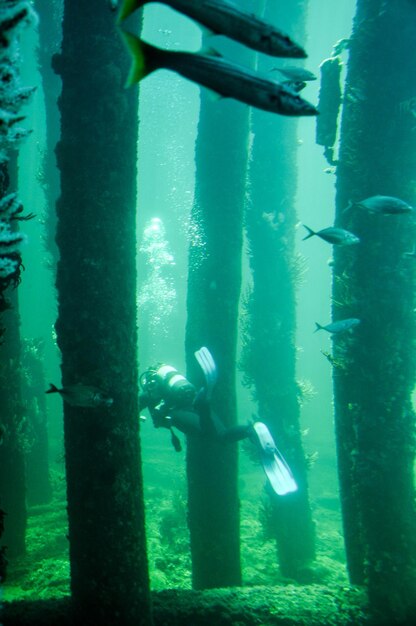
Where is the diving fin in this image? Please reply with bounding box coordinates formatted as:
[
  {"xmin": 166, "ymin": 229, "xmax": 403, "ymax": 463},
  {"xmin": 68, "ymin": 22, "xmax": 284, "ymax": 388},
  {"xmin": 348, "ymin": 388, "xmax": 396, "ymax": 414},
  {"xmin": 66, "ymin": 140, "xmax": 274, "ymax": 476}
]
[
  {"xmin": 251, "ymin": 421, "xmax": 298, "ymax": 496},
  {"xmin": 194, "ymin": 346, "xmax": 217, "ymax": 400}
]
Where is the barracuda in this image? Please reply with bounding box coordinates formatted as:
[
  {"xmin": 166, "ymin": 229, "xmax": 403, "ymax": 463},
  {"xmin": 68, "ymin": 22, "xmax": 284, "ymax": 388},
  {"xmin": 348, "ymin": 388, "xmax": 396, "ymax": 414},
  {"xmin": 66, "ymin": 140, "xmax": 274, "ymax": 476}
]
[
  {"xmin": 122, "ymin": 33, "xmax": 318, "ymax": 117},
  {"xmin": 118, "ymin": 0, "xmax": 306, "ymax": 58}
]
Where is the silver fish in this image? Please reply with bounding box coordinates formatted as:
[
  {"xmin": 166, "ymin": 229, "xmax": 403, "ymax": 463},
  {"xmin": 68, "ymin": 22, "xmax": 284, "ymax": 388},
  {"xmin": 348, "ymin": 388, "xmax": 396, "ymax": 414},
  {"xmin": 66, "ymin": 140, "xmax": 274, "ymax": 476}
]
[
  {"xmin": 353, "ymin": 195, "xmax": 413, "ymax": 215},
  {"xmin": 46, "ymin": 383, "xmax": 114, "ymax": 408},
  {"xmin": 122, "ymin": 34, "xmax": 318, "ymax": 117},
  {"xmin": 118, "ymin": 0, "xmax": 307, "ymax": 59},
  {"xmin": 303, "ymin": 225, "xmax": 359, "ymax": 246},
  {"xmin": 314, "ymin": 318, "xmax": 361, "ymax": 334}
]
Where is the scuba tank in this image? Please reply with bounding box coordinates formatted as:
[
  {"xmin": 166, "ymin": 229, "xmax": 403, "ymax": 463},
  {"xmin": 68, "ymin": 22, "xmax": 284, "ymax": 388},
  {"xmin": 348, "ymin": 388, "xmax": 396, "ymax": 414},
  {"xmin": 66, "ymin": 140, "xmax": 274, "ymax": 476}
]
[
  {"xmin": 140, "ymin": 363, "xmax": 196, "ymax": 408},
  {"xmin": 140, "ymin": 364, "xmax": 195, "ymax": 453}
]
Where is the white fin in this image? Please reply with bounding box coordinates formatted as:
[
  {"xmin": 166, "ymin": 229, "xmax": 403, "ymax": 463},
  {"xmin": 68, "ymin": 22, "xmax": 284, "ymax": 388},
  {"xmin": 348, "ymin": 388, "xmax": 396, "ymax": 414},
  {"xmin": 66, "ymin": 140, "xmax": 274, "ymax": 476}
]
[
  {"xmin": 194, "ymin": 346, "xmax": 217, "ymax": 399},
  {"xmin": 252, "ymin": 422, "xmax": 298, "ymax": 496}
]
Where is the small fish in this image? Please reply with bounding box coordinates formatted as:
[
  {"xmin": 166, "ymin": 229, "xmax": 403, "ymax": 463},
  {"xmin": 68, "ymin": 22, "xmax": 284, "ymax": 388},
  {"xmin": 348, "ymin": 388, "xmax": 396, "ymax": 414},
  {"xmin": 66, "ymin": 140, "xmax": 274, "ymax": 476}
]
[
  {"xmin": 274, "ymin": 66, "xmax": 317, "ymax": 82},
  {"xmin": 46, "ymin": 383, "xmax": 114, "ymax": 408},
  {"xmin": 121, "ymin": 34, "xmax": 318, "ymax": 117},
  {"xmin": 314, "ymin": 318, "xmax": 361, "ymax": 334},
  {"xmin": 117, "ymin": 0, "xmax": 307, "ymax": 59},
  {"xmin": 351, "ymin": 195, "xmax": 413, "ymax": 215},
  {"xmin": 302, "ymin": 225, "xmax": 360, "ymax": 246}
]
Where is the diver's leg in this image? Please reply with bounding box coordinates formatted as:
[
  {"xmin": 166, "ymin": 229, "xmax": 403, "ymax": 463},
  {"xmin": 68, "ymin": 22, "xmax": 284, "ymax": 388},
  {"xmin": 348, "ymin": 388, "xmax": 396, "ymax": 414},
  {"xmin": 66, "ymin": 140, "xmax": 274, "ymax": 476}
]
[
  {"xmin": 170, "ymin": 409, "xmax": 204, "ymax": 436},
  {"xmin": 194, "ymin": 393, "xmax": 252, "ymax": 442},
  {"xmin": 215, "ymin": 422, "xmax": 252, "ymax": 443},
  {"xmin": 192, "ymin": 390, "xmax": 218, "ymax": 438},
  {"xmin": 169, "ymin": 403, "xmax": 244, "ymax": 441}
]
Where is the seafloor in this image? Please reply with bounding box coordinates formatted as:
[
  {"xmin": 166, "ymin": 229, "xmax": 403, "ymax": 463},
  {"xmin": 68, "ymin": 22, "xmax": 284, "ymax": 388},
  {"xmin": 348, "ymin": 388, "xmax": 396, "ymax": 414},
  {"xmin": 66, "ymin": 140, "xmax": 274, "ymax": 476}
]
[{"xmin": 2, "ymin": 443, "xmax": 373, "ymax": 625}]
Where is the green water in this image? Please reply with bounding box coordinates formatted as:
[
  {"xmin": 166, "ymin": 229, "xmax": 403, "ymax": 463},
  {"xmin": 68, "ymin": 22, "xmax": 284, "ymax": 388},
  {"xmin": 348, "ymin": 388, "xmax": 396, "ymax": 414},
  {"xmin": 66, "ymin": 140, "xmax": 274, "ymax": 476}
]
[{"xmin": 5, "ymin": 0, "xmax": 404, "ymax": 621}]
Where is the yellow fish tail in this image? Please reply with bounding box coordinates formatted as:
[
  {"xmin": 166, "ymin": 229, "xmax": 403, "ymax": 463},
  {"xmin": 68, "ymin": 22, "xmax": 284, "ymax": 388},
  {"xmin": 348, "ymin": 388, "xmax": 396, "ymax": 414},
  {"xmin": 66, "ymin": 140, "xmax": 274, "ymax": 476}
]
[
  {"xmin": 121, "ymin": 31, "xmax": 153, "ymax": 87},
  {"xmin": 117, "ymin": 0, "xmax": 144, "ymax": 23}
]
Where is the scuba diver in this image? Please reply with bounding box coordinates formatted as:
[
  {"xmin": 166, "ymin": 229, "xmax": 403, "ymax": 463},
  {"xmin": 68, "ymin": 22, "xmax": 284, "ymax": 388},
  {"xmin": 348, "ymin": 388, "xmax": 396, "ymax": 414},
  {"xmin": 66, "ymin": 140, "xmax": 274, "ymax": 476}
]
[{"xmin": 139, "ymin": 347, "xmax": 297, "ymax": 496}]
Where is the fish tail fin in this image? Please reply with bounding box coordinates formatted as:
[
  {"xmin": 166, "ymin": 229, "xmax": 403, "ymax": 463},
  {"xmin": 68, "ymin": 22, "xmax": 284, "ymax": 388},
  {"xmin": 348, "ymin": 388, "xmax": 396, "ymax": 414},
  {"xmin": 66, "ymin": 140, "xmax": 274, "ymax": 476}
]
[
  {"xmin": 117, "ymin": 0, "xmax": 144, "ymax": 24},
  {"xmin": 314, "ymin": 322, "xmax": 323, "ymax": 333},
  {"xmin": 46, "ymin": 383, "xmax": 60, "ymax": 394},
  {"xmin": 302, "ymin": 224, "xmax": 315, "ymax": 240},
  {"xmin": 120, "ymin": 31, "xmax": 156, "ymax": 86}
]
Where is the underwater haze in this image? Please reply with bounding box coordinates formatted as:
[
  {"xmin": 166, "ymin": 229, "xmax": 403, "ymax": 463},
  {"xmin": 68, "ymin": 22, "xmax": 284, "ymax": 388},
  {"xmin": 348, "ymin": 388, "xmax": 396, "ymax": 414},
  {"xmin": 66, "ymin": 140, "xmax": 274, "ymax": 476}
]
[{"xmin": 1, "ymin": 1, "xmax": 416, "ymax": 626}]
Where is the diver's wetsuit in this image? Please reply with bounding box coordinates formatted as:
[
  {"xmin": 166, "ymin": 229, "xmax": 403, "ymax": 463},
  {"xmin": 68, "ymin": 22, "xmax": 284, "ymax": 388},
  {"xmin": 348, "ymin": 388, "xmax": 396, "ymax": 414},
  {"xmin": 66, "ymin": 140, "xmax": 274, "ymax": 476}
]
[
  {"xmin": 138, "ymin": 356, "xmax": 298, "ymax": 495},
  {"xmin": 139, "ymin": 388, "xmax": 250, "ymax": 444}
]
